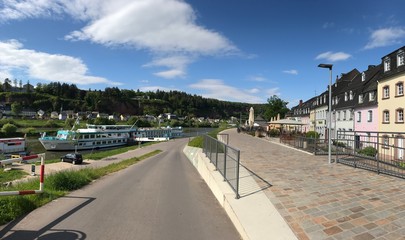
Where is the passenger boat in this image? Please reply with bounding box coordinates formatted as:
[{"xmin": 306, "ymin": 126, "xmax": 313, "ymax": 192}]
[
  {"xmin": 39, "ymin": 124, "xmax": 183, "ymax": 151},
  {"xmin": 0, "ymin": 137, "xmax": 28, "ymax": 157},
  {"xmin": 134, "ymin": 127, "xmax": 183, "ymax": 142}
]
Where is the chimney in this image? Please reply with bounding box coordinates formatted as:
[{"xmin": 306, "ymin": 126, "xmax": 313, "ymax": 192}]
[{"xmin": 299, "ymin": 100, "xmax": 303, "ymax": 106}]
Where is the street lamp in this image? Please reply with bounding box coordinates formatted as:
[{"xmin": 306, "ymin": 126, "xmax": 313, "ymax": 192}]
[{"xmin": 318, "ymin": 63, "xmax": 333, "ymax": 164}]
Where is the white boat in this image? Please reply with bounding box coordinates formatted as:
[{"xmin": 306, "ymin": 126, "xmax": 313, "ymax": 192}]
[
  {"xmin": 39, "ymin": 124, "xmax": 183, "ymax": 151},
  {"xmin": 134, "ymin": 127, "xmax": 183, "ymax": 142},
  {"xmin": 0, "ymin": 137, "xmax": 27, "ymax": 156}
]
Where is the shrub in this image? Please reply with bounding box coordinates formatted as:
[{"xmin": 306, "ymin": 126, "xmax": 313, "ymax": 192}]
[
  {"xmin": 268, "ymin": 129, "xmax": 280, "ymax": 137},
  {"xmin": 306, "ymin": 131, "xmax": 319, "ymax": 139},
  {"xmin": 357, "ymin": 147, "xmax": 377, "ymax": 157},
  {"xmin": 23, "ymin": 127, "xmax": 37, "ymax": 136},
  {"xmin": 2, "ymin": 123, "xmax": 17, "ymax": 135}
]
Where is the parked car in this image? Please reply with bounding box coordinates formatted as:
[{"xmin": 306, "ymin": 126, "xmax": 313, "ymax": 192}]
[{"xmin": 60, "ymin": 153, "xmax": 83, "ymax": 164}]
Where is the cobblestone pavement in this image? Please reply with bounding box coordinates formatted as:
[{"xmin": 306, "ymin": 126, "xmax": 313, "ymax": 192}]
[{"xmin": 223, "ymin": 129, "xmax": 405, "ymax": 240}]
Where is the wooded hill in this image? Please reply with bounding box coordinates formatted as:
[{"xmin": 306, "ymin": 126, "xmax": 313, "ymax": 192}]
[{"xmin": 0, "ymin": 81, "xmax": 272, "ymax": 120}]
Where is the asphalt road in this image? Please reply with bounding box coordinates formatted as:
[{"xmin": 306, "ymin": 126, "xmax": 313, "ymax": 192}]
[{"xmin": 0, "ymin": 139, "xmax": 240, "ymax": 240}]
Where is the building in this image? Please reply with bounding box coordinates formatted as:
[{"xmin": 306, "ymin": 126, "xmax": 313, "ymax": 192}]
[{"xmin": 377, "ymin": 46, "xmax": 405, "ymax": 160}]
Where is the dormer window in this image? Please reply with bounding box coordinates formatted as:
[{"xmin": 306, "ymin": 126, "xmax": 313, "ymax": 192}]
[
  {"xmin": 398, "ymin": 50, "xmax": 404, "ymax": 67},
  {"xmin": 362, "ymin": 72, "xmax": 366, "ymax": 82},
  {"xmin": 349, "ymin": 90, "xmax": 353, "ymax": 100},
  {"xmin": 359, "ymin": 94, "xmax": 363, "ymax": 103},
  {"xmin": 384, "ymin": 57, "xmax": 391, "ymax": 72},
  {"xmin": 345, "ymin": 92, "xmax": 348, "ymax": 101}
]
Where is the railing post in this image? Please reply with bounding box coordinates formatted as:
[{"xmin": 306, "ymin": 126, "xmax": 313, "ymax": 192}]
[
  {"xmin": 215, "ymin": 140, "xmax": 218, "ymax": 170},
  {"xmin": 377, "ymin": 132, "xmax": 380, "ymax": 174},
  {"xmin": 223, "ymin": 145, "xmax": 227, "ymax": 181},
  {"xmin": 235, "ymin": 150, "xmax": 240, "ymax": 199}
]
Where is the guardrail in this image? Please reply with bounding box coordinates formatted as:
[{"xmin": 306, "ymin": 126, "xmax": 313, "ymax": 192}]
[
  {"xmin": 0, "ymin": 154, "xmax": 46, "ymax": 196},
  {"xmin": 202, "ymin": 135, "xmax": 240, "ymax": 199}
]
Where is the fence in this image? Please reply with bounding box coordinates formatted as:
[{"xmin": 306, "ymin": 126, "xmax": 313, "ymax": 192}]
[
  {"xmin": 335, "ymin": 131, "xmax": 404, "ymax": 179},
  {"xmin": 279, "ymin": 132, "xmax": 405, "ymax": 179},
  {"xmin": 279, "ymin": 134, "xmax": 328, "ymax": 155},
  {"xmin": 202, "ymin": 134, "xmax": 240, "ymax": 199}
]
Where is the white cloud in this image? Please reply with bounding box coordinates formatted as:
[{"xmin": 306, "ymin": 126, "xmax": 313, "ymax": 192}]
[
  {"xmin": 322, "ymin": 22, "xmax": 334, "ymax": 29},
  {"xmin": 265, "ymin": 88, "xmax": 280, "ymax": 97},
  {"xmin": 283, "ymin": 69, "xmax": 298, "ymax": 75},
  {"xmin": 143, "ymin": 55, "xmax": 193, "ymax": 79},
  {"xmin": 364, "ymin": 27, "xmax": 405, "ymax": 49},
  {"xmin": 0, "ymin": 39, "xmax": 120, "ymax": 85},
  {"xmin": 0, "ymin": 0, "xmax": 238, "ymax": 79},
  {"xmin": 315, "ymin": 51, "xmax": 351, "ymax": 62},
  {"xmin": 189, "ymin": 79, "xmax": 264, "ymax": 103},
  {"xmin": 249, "ymin": 76, "xmax": 267, "ymax": 82},
  {"xmin": 247, "ymin": 88, "xmax": 260, "ymax": 94}
]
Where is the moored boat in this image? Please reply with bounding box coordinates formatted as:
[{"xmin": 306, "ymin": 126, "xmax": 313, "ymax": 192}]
[
  {"xmin": 39, "ymin": 124, "xmax": 183, "ymax": 151},
  {"xmin": 0, "ymin": 137, "xmax": 28, "ymax": 157}
]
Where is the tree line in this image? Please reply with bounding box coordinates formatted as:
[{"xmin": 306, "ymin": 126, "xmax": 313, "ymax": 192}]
[{"xmin": 0, "ymin": 80, "xmax": 289, "ymax": 121}]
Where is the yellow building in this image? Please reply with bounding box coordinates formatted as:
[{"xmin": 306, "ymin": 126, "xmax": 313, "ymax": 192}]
[{"xmin": 377, "ymin": 46, "xmax": 405, "ymax": 161}]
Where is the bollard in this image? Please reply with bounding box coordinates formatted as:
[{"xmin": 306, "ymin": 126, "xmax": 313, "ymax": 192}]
[{"xmin": 31, "ymin": 164, "xmax": 36, "ymax": 176}]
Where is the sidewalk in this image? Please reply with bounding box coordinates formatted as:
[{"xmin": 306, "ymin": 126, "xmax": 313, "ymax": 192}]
[{"xmin": 186, "ymin": 129, "xmax": 405, "ymax": 240}]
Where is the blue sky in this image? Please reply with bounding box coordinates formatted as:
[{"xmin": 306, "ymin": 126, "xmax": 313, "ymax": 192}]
[{"xmin": 1, "ymin": 0, "xmax": 405, "ymax": 107}]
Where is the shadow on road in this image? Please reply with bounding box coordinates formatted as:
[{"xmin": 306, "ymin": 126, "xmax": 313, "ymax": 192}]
[{"xmin": 0, "ymin": 196, "xmax": 95, "ymax": 240}]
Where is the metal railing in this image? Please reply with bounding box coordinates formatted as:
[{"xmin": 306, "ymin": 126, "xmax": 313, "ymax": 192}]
[
  {"xmin": 279, "ymin": 134, "xmax": 328, "ymax": 155},
  {"xmin": 335, "ymin": 131, "xmax": 404, "ymax": 179},
  {"xmin": 202, "ymin": 134, "xmax": 240, "ymax": 199},
  {"xmin": 279, "ymin": 132, "xmax": 405, "ymax": 179}
]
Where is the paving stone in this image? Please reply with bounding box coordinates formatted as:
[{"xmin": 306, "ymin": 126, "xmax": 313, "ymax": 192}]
[{"xmin": 224, "ymin": 130, "xmax": 405, "ymax": 240}]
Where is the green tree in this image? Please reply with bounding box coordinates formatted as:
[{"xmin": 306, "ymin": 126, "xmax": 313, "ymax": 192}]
[
  {"xmin": 11, "ymin": 102, "xmax": 23, "ymax": 116},
  {"xmin": 2, "ymin": 123, "xmax": 17, "ymax": 136},
  {"xmin": 264, "ymin": 95, "xmax": 289, "ymax": 120}
]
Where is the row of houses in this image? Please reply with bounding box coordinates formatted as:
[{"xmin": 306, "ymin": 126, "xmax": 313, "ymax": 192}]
[{"xmin": 288, "ymin": 45, "xmax": 405, "ymax": 160}]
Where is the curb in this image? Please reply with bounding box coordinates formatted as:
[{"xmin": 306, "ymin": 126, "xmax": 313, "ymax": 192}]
[{"xmin": 183, "ymin": 146, "xmax": 297, "ymax": 240}]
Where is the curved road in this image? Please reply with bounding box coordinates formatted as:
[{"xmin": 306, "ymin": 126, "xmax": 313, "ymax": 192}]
[{"xmin": 0, "ymin": 139, "xmax": 240, "ymax": 240}]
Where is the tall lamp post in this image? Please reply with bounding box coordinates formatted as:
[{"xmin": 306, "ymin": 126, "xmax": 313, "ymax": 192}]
[{"xmin": 318, "ymin": 63, "xmax": 333, "ymax": 164}]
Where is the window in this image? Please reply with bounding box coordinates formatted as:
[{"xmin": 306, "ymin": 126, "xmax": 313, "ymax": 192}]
[
  {"xmin": 337, "ymin": 111, "xmax": 340, "ymax": 120},
  {"xmin": 383, "ymin": 135, "xmax": 389, "ymax": 149},
  {"xmin": 368, "ymin": 110, "xmax": 373, "ymax": 122},
  {"xmin": 350, "ymin": 110, "xmax": 353, "ymax": 120},
  {"xmin": 396, "ymin": 82, "xmax": 404, "ymax": 96},
  {"xmin": 369, "ymin": 91, "xmax": 375, "ymax": 101},
  {"xmin": 362, "ymin": 72, "xmax": 366, "ymax": 82},
  {"xmin": 343, "ymin": 111, "xmax": 347, "ymax": 120},
  {"xmin": 359, "ymin": 94, "xmax": 363, "ymax": 103},
  {"xmin": 345, "ymin": 92, "xmax": 348, "ymax": 101},
  {"xmin": 357, "ymin": 111, "xmax": 361, "ymax": 122},
  {"xmin": 383, "ymin": 110, "xmax": 390, "ymax": 123},
  {"xmin": 397, "ymin": 108, "xmax": 404, "ymax": 123},
  {"xmin": 398, "ymin": 50, "xmax": 404, "ymax": 67},
  {"xmin": 383, "ymin": 86, "xmax": 390, "ymax": 99},
  {"xmin": 349, "ymin": 91, "xmax": 353, "ymax": 100},
  {"xmin": 384, "ymin": 57, "xmax": 391, "ymax": 72}
]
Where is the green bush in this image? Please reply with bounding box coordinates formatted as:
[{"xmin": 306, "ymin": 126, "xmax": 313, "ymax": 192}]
[
  {"xmin": 23, "ymin": 127, "xmax": 37, "ymax": 136},
  {"xmin": 306, "ymin": 131, "xmax": 319, "ymax": 139},
  {"xmin": 357, "ymin": 147, "xmax": 377, "ymax": 157},
  {"xmin": 1, "ymin": 123, "xmax": 17, "ymax": 135},
  {"xmin": 268, "ymin": 129, "xmax": 280, "ymax": 137}
]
